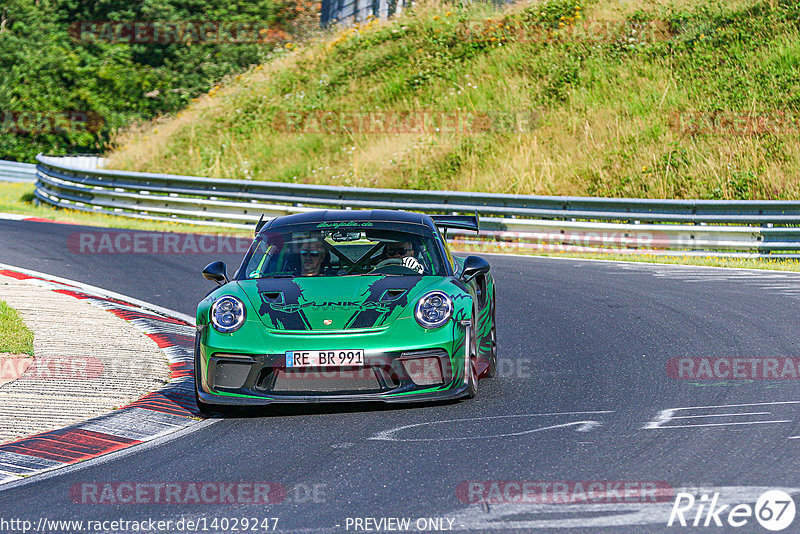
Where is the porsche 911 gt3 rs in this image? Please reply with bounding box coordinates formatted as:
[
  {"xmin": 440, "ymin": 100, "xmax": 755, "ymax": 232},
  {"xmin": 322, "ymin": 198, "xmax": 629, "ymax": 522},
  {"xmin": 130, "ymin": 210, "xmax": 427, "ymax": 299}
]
[{"xmin": 194, "ymin": 209, "xmax": 496, "ymax": 411}]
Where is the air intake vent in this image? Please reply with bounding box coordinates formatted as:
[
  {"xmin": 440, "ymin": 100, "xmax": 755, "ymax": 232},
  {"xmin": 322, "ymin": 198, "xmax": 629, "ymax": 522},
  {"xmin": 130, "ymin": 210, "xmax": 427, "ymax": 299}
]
[
  {"xmin": 381, "ymin": 289, "xmax": 406, "ymax": 301},
  {"xmin": 261, "ymin": 291, "xmax": 284, "ymax": 304},
  {"xmin": 213, "ymin": 361, "xmax": 252, "ymax": 389}
]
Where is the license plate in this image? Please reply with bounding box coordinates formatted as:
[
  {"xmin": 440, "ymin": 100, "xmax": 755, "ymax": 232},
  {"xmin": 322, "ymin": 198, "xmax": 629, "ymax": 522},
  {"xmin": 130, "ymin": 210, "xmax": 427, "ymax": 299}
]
[{"xmin": 285, "ymin": 350, "xmax": 365, "ymax": 368}]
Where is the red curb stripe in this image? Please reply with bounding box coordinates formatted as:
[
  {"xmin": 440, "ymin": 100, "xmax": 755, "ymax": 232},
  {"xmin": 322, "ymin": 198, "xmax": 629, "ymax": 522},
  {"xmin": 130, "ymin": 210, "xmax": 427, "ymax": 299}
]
[
  {"xmin": 127, "ymin": 403, "xmax": 196, "ymax": 417},
  {"xmin": 110, "ymin": 309, "xmax": 190, "ymax": 326},
  {"xmin": 133, "ymin": 392, "xmax": 197, "ymax": 409},
  {"xmin": 52, "ymin": 288, "xmax": 89, "ymax": 299},
  {"xmin": 169, "ymin": 362, "xmax": 193, "ymax": 379},
  {"xmin": 126, "ymin": 391, "xmax": 198, "ymax": 417},
  {"xmin": 0, "ymin": 269, "xmax": 36, "ymax": 281},
  {"xmin": 1, "ymin": 429, "xmax": 140, "ymax": 463},
  {"xmin": 146, "ymin": 332, "xmax": 194, "ymax": 349},
  {"xmin": 23, "ymin": 217, "xmax": 63, "ymax": 224},
  {"xmin": 52, "ymin": 289, "xmax": 132, "ymax": 307},
  {"xmin": 0, "ymin": 270, "xmax": 79, "ymax": 288},
  {"xmin": 146, "ymin": 333, "xmax": 174, "ymax": 349},
  {"xmin": 0, "ymin": 270, "xmax": 81, "ymax": 289},
  {"xmin": 170, "ymin": 371, "xmax": 193, "ymax": 379}
]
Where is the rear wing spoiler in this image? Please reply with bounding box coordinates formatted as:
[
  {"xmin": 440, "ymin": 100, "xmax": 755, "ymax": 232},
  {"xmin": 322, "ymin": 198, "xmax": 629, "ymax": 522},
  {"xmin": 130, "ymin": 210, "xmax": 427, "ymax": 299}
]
[
  {"xmin": 255, "ymin": 214, "xmax": 267, "ymax": 236},
  {"xmin": 430, "ymin": 212, "xmax": 480, "ymax": 233}
]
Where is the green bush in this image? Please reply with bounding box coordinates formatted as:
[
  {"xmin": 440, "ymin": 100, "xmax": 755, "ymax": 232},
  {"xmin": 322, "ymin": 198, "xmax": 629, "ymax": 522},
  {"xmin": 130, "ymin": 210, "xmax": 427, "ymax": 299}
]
[{"xmin": 0, "ymin": 0, "xmax": 318, "ymax": 161}]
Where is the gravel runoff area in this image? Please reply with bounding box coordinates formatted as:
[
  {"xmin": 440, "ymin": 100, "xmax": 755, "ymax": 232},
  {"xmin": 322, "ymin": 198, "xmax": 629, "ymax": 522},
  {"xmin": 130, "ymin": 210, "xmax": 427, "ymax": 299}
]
[{"xmin": 0, "ymin": 273, "xmax": 170, "ymax": 442}]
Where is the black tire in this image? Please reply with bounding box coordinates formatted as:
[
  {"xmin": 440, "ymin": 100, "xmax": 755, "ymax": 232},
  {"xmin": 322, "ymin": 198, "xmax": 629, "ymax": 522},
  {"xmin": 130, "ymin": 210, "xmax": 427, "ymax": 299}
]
[{"xmin": 486, "ymin": 292, "xmax": 498, "ymax": 378}]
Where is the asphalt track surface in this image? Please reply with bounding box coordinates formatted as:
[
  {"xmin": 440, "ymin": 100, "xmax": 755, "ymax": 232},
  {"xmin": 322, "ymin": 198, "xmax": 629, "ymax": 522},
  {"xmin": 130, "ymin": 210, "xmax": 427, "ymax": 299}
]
[{"xmin": 1, "ymin": 219, "xmax": 800, "ymax": 533}]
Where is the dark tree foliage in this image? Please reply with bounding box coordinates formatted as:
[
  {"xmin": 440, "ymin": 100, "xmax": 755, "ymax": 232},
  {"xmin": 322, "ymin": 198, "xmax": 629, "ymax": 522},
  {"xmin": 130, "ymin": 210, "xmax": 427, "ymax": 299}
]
[{"xmin": 0, "ymin": 0, "xmax": 314, "ymax": 161}]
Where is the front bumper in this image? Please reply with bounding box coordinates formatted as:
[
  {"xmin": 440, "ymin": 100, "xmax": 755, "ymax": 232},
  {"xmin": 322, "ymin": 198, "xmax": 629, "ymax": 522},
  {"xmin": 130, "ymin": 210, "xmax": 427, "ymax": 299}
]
[
  {"xmin": 196, "ymin": 297, "xmax": 473, "ymax": 405},
  {"xmin": 197, "ymin": 335, "xmax": 469, "ymax": 406}
]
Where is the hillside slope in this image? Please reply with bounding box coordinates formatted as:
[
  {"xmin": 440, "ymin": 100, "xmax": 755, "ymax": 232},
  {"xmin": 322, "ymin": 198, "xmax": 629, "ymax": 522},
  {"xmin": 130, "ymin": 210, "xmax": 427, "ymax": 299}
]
[{"xmin": 107, "ymin": 0, "xmax": 800, "ymax": 199}]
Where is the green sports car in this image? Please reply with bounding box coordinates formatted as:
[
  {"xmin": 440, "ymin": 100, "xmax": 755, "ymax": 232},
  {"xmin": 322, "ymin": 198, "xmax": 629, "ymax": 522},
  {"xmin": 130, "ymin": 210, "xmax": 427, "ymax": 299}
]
[{"xmin": 194, "ymin": 209, "xmax": 497, "ymax": 411}]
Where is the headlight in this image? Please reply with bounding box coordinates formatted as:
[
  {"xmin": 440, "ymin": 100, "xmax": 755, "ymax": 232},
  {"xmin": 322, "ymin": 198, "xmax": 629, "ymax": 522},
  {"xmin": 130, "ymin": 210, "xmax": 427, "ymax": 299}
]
[
  {"xmin": 415, "ymin": 291, "xmax": 453, "ymax": 329},
  {"xmin": 211, "ymin": 296, "xmax": 246, "ymax": 333}
]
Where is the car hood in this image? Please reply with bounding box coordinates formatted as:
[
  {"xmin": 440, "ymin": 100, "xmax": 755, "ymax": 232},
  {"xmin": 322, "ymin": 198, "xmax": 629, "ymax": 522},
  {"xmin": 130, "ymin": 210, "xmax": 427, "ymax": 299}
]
[{"xmin": 238, "ymin": 275, "xmax": 442, "ymax": 332}]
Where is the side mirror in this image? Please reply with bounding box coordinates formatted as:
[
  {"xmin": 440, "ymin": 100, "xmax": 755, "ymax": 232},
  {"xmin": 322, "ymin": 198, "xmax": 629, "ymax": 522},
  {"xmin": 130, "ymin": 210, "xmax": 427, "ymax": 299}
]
[
  {"xmin": 461, "ymin": 256, "xmax": 490, "ymax": 283},
  {"xmin": 202, "ymin": 261, "xmax": 229, "ymax": 285}
]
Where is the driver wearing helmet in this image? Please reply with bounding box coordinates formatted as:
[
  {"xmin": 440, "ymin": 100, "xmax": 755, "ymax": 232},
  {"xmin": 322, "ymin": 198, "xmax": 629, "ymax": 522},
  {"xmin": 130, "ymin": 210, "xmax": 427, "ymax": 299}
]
[{"xmin": 383, "ymin": 240, "xmax": 424, "ymax": 274}]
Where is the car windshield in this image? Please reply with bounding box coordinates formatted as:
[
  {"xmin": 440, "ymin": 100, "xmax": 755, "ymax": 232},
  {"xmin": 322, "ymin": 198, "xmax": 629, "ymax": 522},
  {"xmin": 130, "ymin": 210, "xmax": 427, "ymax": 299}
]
[{"xmin": 238, "ymin": 221, "xmax": 447, "ymax": 279}]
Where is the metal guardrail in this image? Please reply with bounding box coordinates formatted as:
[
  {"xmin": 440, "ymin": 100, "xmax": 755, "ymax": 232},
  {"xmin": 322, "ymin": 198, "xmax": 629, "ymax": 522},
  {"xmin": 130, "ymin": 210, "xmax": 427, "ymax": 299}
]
[
  {"xmin": 0, "ymin": 160, "xmax": 37, "ymax": 183},
  {"xmin": 320, "ymin": 0, "xmax": 510, "ymax": 26},
  {"xmin": 321, "ymin": 0, "xmax": 409, "ymax": 26},
  {"xmin": 33, "ymin": 154, "xmax": 800, "ymax": 254}
]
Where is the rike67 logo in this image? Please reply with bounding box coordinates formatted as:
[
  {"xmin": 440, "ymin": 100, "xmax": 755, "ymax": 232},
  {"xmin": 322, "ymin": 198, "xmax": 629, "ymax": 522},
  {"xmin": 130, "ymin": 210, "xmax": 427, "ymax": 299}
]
[{"xmin": 668, "ymin": 489, "xmax": 796, "ymax": 531}]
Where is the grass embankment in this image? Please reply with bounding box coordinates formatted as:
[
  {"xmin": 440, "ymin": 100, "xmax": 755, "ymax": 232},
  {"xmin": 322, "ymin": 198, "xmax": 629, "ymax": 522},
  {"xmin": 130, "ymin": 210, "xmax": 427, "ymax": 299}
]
[
  {"xmin": 107, "ymin": 0, "xmax": 800, "ymax": 199},
  {"xmin": 0, "ymin": 300, "xmax": 34, "ymax": 357}
]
